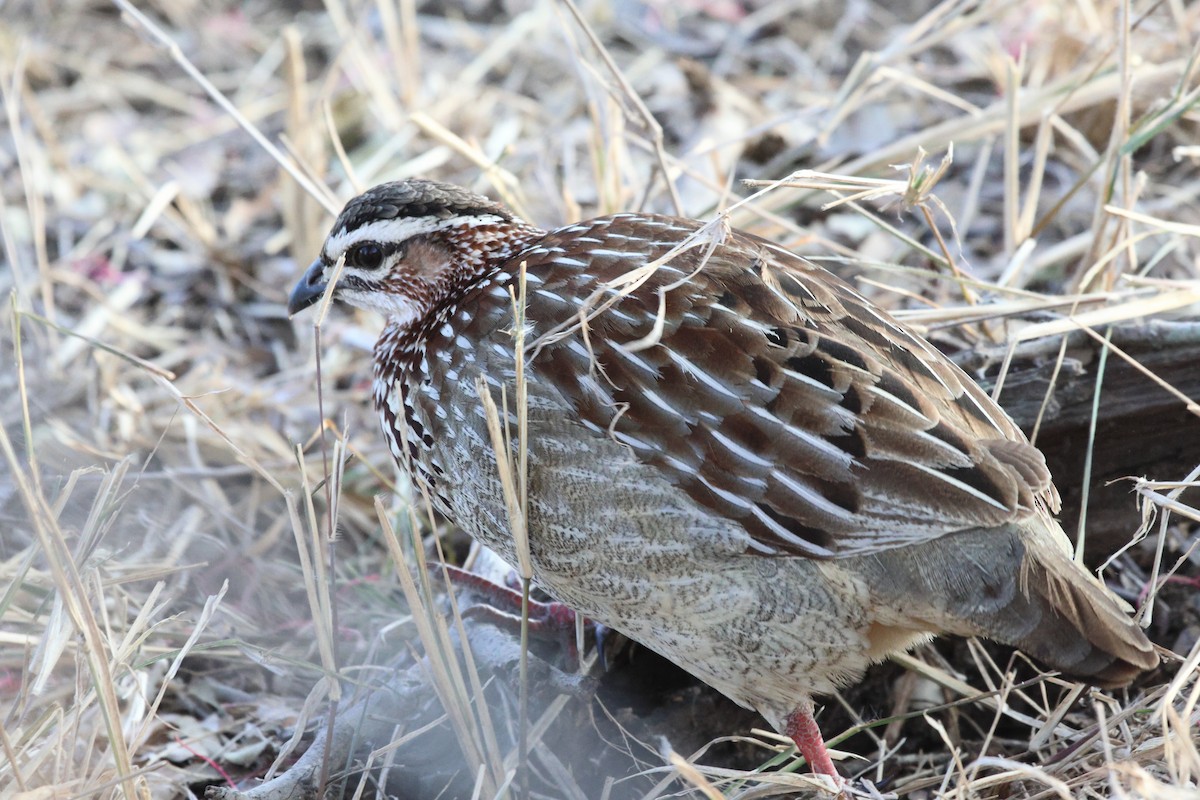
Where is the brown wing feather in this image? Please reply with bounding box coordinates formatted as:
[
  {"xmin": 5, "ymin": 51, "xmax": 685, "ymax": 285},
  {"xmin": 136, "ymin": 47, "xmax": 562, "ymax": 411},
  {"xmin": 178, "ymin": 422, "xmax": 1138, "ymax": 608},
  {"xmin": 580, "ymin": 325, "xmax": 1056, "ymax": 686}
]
[{"xmin": 518, "ymin": 214, "xmax": 1055, "ymax": 558}]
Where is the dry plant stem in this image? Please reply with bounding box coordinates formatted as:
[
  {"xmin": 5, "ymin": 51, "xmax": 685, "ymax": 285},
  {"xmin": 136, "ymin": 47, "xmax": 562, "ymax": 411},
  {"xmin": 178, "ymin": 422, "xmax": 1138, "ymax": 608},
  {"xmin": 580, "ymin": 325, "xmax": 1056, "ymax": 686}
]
[
  {"xmin": 288, "ymin": 467, "xmax": 338, "ymax": 663},
  {"xmin": 0, "ymin": 359, "xmax": 136, "ymax": 799},
  {"xmin": 322, "ymin": 0, "xmax": 405, "ymax": 128},
  {"xmin": 744, "ymin": 172, "xmax": 951, "ymax": 273},
  {"xmin": 557, "ymin": 0, "xmax": 682, "ymax": 215},
  {"xmin": 1003, "ymin": 53, "xmax": 1022, "ymax": 260},
  {"xmin": 311, "ymin": 316, "xmax": 340, "ymax": 798},
  {"xmin": 926, "ymin": 712, "xmax": 967, "ymax": 796},
  {"xmin": 1113, "ymin": 0, "xmax": 1137, "ymax": 288},
  {"xmin": 1069, "ymin": 322, "xmax": 1200, "ymax": 418},
  {"xmin": 1158, "ymin": 637, "xmax": 1200, "ymax": 777},
  {"xmin": 423, "ymin": 532, "xmax": 510, "ymax": 781},
  {"xmin": 291, "ymin": 261, "xmax": 350, "ymax": 795},
  {"xmin": 2, "ymin": 52, "xmax": 54, "ymax": 326},
  {"xmin": 515, "ymin": 264, "xmax": 532, "ymax": 800},
  {"xmin": 819, "ymin": 7, "xmax": 930, "ymax": 145},
  {"xmin": 918, "ymin": 204, "xmax": 967, "ymax": 300},
  {"xmin": 1025, "ymin": 35, "xmax": 1164, "ymax": 244},
  {"xmin": 0, "ymin": 184, "xmax": 22, "ymax": 301},
  {"xmin": 513, "ymin": 264, "xmax": 532, "ymax": 565},
  {"xmin": 1024, "ymin": 0, "xmax": 1166, "ymax": 249},
  {"xmin": 427, "ymin": 553, "xmax": 508, "ymax": 784},
  {"xmin": 408, "ymin": 112, "xmax": 532, "ymax": 219},
  {"xmin": 966, "ymin": 672, "xmax": 1017, "ymax": 786},
  {"xmin": 1017, "ymin": 115, "xmax": 1052, "ymax": 247},
  {"xmin": 792, "ymin": 58, "xmax": 1189, "ymax": 221},
  {"xmin": 665, "ymin": 746, "xmax": 725, "ymax": 800},
  {"xmin": 0, "ymin": 726, "xmax": 25, "ymax": 792},
  {"xmin": 323, "ymin": 99, "xmax": 360, "ymax": 194},
  {"xmin": 520, "ymin": 577, "xmax": 532, "ymax": 800},
  {"xmin": 129, "ymin": 580, "xmax": 226, "ymax": 750},
  {"xmin": 960, "ymin": 756, "xmax": 1073, "ymax": 800},
  {"xmin": 111, "ymin": 0, "xmax": 337, "ymax": 214},
  {"xmin": 889, "ymin": 653, "xmax": 1064, "ymax": 733},
  {"xmin": 372, "ymin": 0, "xmax": 417, "ymax": 108},
  {"xmin": 9, "ymin": 297, "xmax": 39, "ymax": 496},
  {"xmin": 1027, "ymin": 335, "xmax": 1070, "ymax": 445},
  {"xmin": 1127, "ymin": 460, "xmax": 1200, "ymax": 626},
  {"xmin": 1074, "ymin": 326, "xmax": 1113, "ymax": 563},
  {"xmin": 1080, "ymin": 0, "xmax": 1135, "ymax": 293},
  {"xmin": 1093, "ymin": 698, "xmax": 1121, "ymax": 797},
  {"xmin": 990, "ymin": 290, "xmax": 1200, "ymax": 420},
  {"xmin": 1106, "ymin": 204, "xmax": 1200, "ymax": 239},
  {"xmin": 282, "ymin": 27, "xmax": 327, "ymax": 263},
  {"xmin": 476, "ymin": 262, "xmax": 536, "ymax": 795},
  {"xmin": 375, "ymin": 497, "xmax": 502, "ymax": 796}
]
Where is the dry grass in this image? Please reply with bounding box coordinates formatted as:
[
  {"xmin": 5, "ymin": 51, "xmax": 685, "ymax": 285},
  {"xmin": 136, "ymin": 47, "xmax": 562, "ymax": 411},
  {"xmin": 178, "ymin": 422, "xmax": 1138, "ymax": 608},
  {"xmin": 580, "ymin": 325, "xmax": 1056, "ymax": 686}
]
[{"xmin": 2, "ymin": 0, "xmax": 1199, "ymax": 798}]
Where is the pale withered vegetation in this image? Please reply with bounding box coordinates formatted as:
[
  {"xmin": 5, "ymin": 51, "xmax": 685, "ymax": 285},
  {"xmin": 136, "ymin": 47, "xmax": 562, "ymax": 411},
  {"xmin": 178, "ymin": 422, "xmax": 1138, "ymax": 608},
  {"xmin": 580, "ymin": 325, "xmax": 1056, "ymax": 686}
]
[{"xmin": 2, "ymin": 1, "xmax": 1199, "ymax": 798}]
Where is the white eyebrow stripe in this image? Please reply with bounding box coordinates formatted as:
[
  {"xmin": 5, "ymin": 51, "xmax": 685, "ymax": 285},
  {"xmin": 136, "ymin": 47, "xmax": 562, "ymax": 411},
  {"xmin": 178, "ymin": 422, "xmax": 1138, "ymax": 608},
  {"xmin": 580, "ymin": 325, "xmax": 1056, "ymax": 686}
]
[
  {"xmin": 324, "ymin": 213, "xmax": 508, "ymax": 259},
  {"xmin": 325, "ymin": 216, "xmax": 440, "ymax": 258}
]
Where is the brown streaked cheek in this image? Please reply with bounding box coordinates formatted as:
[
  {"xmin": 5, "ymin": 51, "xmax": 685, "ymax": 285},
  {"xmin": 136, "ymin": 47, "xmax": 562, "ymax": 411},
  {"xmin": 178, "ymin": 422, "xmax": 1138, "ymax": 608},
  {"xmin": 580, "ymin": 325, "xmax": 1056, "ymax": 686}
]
[{"xmin": 404, "ymin": 237, "xmax": 453, "ymax": 279}]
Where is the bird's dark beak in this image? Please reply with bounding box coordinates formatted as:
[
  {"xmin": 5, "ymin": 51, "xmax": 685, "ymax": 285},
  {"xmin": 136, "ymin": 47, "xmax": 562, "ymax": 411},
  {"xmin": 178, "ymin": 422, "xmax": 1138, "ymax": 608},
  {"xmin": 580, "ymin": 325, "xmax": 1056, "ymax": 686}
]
[{"xmin": 288, "ymin": 258, "xmax": 328, "ymax": 317}]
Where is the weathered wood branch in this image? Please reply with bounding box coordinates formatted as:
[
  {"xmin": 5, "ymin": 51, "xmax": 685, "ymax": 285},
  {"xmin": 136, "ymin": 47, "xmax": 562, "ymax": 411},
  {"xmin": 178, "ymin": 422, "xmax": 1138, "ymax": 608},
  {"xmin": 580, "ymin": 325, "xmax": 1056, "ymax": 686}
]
[{"xmin": 955, "ymin": 319, "xmax": 1200, "ymax": 559}]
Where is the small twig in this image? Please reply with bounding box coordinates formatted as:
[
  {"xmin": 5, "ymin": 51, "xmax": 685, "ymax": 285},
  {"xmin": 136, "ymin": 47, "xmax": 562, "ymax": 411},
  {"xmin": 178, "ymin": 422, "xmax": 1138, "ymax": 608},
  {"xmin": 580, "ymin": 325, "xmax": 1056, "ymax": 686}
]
[
  {"xmin": 111, "ymin": 0, "xmax": 338, "ymax": 214},
  {"xmin": 557, "ymin": 0, "xmax": 683, "ymax": 215},
  {"xmin": 1075, "ymin": 326, "xmax": 1113, "ymax": 563}
]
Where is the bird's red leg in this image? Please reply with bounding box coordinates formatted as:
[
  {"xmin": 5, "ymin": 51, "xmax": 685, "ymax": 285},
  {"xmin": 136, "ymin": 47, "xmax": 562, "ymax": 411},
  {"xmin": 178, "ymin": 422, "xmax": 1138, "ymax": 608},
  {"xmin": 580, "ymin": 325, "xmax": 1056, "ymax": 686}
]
[{"xmin": 785, "ymin": 701, "xmax": 840, "ymax": 779}]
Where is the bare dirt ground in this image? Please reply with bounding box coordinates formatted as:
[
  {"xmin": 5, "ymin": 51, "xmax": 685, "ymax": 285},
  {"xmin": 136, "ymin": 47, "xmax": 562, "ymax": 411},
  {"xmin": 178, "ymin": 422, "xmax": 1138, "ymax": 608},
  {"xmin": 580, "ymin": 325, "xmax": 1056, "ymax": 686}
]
[{"xmin": 2, "ymin": 1, "xmax": 1199, "ymax": 798}]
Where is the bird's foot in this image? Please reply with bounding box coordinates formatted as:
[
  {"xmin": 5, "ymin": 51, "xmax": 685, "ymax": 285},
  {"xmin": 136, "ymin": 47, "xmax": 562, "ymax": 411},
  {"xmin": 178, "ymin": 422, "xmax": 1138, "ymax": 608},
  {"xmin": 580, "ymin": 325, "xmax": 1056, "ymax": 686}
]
[
  {"xmin": 785, "ymin": 702, "xmax": 840, "ymax": 778},
  {"xmin": 430, "ymin": 562, "xmax": 593, "ymax": 667},
  {"xmin": 785, "ymin": 702, "xmax": 851, "ymax": 796}
]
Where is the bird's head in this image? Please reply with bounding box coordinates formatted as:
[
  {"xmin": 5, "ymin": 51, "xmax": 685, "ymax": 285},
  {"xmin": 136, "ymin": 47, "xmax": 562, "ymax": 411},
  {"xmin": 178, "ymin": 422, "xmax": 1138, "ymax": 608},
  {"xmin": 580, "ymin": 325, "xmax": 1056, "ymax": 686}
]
[{"xmin": 288, "ymin": 179, "xmax": 540, "ymax": 326}]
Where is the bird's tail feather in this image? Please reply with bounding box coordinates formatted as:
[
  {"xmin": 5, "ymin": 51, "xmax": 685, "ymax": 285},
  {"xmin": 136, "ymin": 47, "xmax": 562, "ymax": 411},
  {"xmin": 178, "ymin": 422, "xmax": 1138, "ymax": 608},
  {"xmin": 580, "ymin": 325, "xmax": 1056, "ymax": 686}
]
[
  {"xmin": 1013, "ymin": 542, "xmax": 1157, "ymax": 687},
  {"xmin": 864, "ymin": 523, "xmax": 1157, "ymax": 687}
]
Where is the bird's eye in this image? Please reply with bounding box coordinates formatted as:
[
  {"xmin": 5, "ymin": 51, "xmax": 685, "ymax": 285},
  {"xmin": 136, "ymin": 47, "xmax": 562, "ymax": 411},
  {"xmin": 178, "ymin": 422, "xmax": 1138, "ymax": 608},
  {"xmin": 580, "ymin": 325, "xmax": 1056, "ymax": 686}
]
[{"xmin": 348, "ymin": 242, "xmax": 384, "ymax": 270}]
